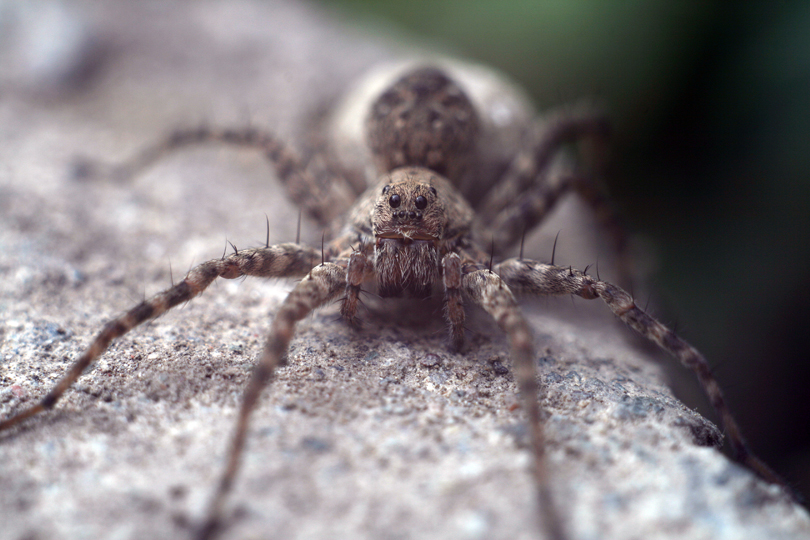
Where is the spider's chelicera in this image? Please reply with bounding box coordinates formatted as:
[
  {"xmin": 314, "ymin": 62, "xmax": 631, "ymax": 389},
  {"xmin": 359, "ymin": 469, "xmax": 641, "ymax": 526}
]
[{"xmin": 0, "ymin": 64, "xmax": 791, "ymax": 540}]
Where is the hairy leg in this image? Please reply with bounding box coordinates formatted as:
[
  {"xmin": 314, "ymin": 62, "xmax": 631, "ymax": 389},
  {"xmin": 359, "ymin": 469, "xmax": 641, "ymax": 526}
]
[
  {"xmin": 479, "ymin": 164, "xmax": 580, "ymax": 251},
  {"xmin": 479, "ymin": 106, "xmax": 610, "ymax": 223},
  {"xmin": 339, "ymin": 249, "xmax": 371, "ymax": 327},
  {"xmin": 73, "ymin": 126, "xmax": 354, "ymax": 226},
  {"xmin": 442, "ymin": 252, "xmax": 465, "ymax": 350},
  {"xmin": 495, "ymin": 257, "xmax": 791, "ymax": 491},
  {"xmin": 477, "ymin": 107, "xmax": 633, "ymax": 284},
  {"xmin": 462, "ymin": 269, "xmax": 566, "ymax": 540},
  {"xmin": 0, "ymin": 243, "xmax": 320, "ymax": 432},
  {"xmin": 197, "ymin": 262, "xmax": 347, "ymax": 540}
]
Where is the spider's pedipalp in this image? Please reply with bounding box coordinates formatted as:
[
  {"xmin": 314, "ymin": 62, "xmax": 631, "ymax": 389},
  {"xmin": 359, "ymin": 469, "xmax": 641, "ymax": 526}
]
[
  {"xmin": 442, "ymin": 252, "xmax": 465, "ymax": 350},
  {"xmin": 198, "ymin": 261, "xmax": 347, "ymax": 540},
  {"xmin": 340, "ymin": 249, "xmax": 371, "ymax": 327},
  {"xmin": 0, "ymin": 243, "xmax": 320, "ymax": 433}
]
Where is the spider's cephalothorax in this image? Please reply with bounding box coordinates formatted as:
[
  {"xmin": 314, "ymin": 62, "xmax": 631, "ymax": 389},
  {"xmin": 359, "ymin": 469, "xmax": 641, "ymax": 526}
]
[
  {"xmin": 373, "ymin": 175, "xmax": 444, "ymax": 298},
  {"xmin": 1, "ymin": 61, "xmax": 793, "ymax": 540},
  {"xmin": 362, "ymin": 169, "xmax": 470, "ymax": 299}
]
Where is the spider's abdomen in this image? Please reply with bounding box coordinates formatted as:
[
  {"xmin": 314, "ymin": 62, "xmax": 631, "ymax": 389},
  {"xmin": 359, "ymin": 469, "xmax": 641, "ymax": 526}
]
[
  {"xmin": 375, "ymin": 238, "xmax": 439, "ymax": 298},
  {"xmin": 366, "ymin": 67, "xmax": 479, "ymax": 183}
]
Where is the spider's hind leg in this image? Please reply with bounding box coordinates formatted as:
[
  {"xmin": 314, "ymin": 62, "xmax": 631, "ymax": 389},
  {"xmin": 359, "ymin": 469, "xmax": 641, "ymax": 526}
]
[
  {"xmin": 73, "ymin": 126, "xmax": 354, "ymax": 226},
  {"xmin": 479, "ymin": 106, "xmax": 634, "ymax": 285}
]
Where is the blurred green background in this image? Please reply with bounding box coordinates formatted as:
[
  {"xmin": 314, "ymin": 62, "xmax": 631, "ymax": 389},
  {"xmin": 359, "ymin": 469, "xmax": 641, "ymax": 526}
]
[{"xmin": 325, "ymin": 0, "xmax": 810, "ymax": 499}]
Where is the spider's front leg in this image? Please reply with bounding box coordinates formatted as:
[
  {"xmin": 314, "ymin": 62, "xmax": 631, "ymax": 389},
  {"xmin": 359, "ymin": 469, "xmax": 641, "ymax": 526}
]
[
  {"xmin": 198, "ymin": 261, "xmax": 347, "ymax": 540},
  {"xmin": 0, "ymin": 243, "xmax": 319, "ymax": 432},
  {"xmin": 494, "ymin": 257, "xmax": 790, "ymax": 491},
  {"xmin": 461, "ymin": 268, "xmax": 566, "ymax": 540}
]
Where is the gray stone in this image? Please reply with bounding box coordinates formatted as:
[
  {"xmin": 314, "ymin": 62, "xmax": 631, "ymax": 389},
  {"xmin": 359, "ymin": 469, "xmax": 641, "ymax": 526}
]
[{"xmin": 1, "ymin": 1, "xmax": 808, "ymax": 540}]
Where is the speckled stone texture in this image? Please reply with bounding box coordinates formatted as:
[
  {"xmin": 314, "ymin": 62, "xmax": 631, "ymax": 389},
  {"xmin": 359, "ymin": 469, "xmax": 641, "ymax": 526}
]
[{"xmin": 1, "ymin": 1, "xmax": 808, "ymax": 540}]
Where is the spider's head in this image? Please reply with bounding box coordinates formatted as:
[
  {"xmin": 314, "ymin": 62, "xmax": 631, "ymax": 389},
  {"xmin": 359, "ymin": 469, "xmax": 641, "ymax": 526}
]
[
  {"xmin": 373, "ymin": 167, "xmax": 446, "ymax": 243},
  {"xmin": 371, "ymin": 167, "xmax": 457, "ymax": 298}
]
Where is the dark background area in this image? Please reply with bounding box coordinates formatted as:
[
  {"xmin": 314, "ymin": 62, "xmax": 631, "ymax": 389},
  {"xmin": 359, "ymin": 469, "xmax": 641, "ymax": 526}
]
[{"xmin": 325, "ymin": 0, "xmax": 810, "ymax": 500}]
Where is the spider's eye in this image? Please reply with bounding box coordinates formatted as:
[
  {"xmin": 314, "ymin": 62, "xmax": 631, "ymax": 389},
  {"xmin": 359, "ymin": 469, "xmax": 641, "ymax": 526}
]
[
  {"xmin": 430, "ymin": 186, "xmax": 437, "ymax": 196},
  {"xmin": 389, "ymin": 194, "xmax": 401, "ymax": 208},
  {"xmin": 415, "ymin": 195, "xmax": 427, "ymax": 210},
  {"xmin": 382, "ymin": 185, "xmax": 390, "ymax": 194}
]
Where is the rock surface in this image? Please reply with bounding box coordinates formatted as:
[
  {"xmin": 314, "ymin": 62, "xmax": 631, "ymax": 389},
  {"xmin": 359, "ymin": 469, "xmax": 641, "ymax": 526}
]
[{"xmin": 1, "ymin": 1, "xmax": 808, "ymax": 540}]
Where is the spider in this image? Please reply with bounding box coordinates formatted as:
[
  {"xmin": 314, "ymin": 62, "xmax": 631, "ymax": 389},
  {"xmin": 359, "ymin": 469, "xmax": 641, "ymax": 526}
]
[{"xmin": 0, "ymin": 61, "xmax": 789, "ymax": 540}]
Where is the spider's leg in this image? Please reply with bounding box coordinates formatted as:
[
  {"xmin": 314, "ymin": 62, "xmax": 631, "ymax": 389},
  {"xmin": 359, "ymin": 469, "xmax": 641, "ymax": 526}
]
[
  {"xmin": 197, "ymin": 262, "xmax": 346, "ymax": 540},
  {"xmin": 495, "ymin": 257, "xmax": 791, "ymax": 492},
  {"xmin": 74, "ymin": 126, "xmax": 353, "ymax": 226},
  {"xmin": 339, "ymin": 249, "xmax": 371, "ymax": 328},
  {"xmin": 480, "ymin": 105, "xmax": 610, "ymax": 222},
  {"xmin": 461, "ymin": 268, "xmax": 566, "ymax": 540},
  {"xmin": 442, "ymin": 252, "xmax": 465, "ymax": 350},
  {"xmin": 479, "ymin": 107, "xmax": 633, "ymax": 284},
  {"xmin": 480, "ymin": 163, "xmax": 582, "ymax": 253},
  {"xmin": 0, "ymin": 243, "xmax": 320, "ymax": 433}
]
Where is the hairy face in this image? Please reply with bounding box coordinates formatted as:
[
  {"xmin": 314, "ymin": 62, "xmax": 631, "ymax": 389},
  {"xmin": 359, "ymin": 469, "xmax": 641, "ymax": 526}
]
[
  {"xmin": 373, "ymin": 168, "xmax": 447, "ymax": 241},
  {"xmin": 372, "ymin": 167, "xmax": 448, "ymax": 298}
]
